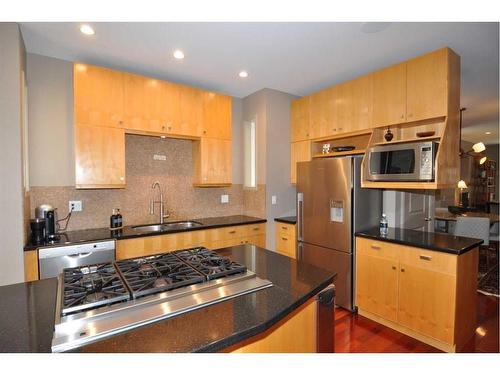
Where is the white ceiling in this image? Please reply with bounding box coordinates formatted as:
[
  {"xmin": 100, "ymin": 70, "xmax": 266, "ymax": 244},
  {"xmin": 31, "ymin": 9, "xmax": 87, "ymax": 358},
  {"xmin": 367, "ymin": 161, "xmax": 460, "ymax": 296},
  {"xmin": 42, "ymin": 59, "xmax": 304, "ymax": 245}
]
[{"xmin": 20, "ymin": 22, "xmax": 499, "ymax": 144}]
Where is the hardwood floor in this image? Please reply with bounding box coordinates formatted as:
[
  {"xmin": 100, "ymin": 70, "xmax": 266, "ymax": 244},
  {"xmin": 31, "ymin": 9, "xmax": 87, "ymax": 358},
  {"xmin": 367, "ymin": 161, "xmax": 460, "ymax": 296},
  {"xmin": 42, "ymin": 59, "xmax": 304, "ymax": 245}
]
[{"xmin": 335, "ymin": 293, "xmax": 499, "ymax": 353}]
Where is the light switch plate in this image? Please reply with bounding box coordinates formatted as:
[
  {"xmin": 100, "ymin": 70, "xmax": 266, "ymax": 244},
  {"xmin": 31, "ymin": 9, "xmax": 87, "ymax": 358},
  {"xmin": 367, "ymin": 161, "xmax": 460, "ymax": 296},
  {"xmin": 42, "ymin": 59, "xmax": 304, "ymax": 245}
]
[
  {"xmin": 69, "ymin": 201, "xmax": 82, "ymax": 212},
  {"xmin": 153, "ymin": 154, "xmax": 167, "ymax": 161},
  {"xmin": 271, "ymin": 195, "xmax": 277, "ymax": 205},
  {"xmin": 221, "ymin": 194, "xmax": 229, "ymax": 204}
]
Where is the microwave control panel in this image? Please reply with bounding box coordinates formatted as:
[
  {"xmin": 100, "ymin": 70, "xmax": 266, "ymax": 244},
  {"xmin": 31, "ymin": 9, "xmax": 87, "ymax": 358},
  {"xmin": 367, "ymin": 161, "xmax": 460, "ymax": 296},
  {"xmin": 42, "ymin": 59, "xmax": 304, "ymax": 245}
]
[{"xmin": 420, "ymin": 145, "xmax": 434, "ymax": 180}]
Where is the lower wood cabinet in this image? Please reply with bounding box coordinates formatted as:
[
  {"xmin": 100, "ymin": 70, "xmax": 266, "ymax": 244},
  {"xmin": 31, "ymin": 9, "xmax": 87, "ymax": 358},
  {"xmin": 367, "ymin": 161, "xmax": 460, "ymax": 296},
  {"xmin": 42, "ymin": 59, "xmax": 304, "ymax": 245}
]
[
  {"xmin": 355, "ymin": 237, "xmax": 478, "ymax": 352},
  {"xmin": 275, "ymin": 222, "xmax": 296, "ymax": 258},
  {"xmin": 116, "ymin": 224, "xmax": 266, "ymax": 260},
  {"xmin": 24, "ymin": 250, "xmax": 39, "ymax": 282}
]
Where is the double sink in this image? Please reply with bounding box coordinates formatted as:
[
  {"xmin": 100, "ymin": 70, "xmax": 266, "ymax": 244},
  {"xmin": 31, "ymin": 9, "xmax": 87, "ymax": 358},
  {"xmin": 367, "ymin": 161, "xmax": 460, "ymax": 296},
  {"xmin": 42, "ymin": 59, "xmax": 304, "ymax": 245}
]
[{"xmin": 131, "ymin": 220, "xmax": 203, "ymax": 234}]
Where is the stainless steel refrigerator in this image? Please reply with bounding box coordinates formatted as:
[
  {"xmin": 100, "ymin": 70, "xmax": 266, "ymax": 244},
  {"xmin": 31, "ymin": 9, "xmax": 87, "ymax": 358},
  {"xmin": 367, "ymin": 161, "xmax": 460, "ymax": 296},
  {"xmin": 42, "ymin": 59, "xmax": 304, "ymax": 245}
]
[{"xmin": 296, "ymin": 156, "xmax": 382, "ymax": 311}]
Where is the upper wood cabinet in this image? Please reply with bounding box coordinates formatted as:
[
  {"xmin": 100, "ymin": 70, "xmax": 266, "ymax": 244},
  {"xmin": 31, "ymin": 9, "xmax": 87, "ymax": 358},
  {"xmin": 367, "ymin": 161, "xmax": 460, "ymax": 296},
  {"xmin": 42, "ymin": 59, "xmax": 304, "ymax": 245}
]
[
  {"xmin": 75, "ymin": 125, "xmax": 125, "ymax": 188},
  {"xmin": 176, "ymin": 85, "xmax": 203, "ymax": 138},
  {"xmin": 74, "ymin": 64, "xmax": 124, "ymax": 128},
  {"xmin": 202, "ymin": 92, "xmax": 232, "ymax": 139},
  {"xmin": 290, "ymin": 140, "xmax": 311, "ymax": 184},
  {"xmin": 291, "ymin": 96, "xmax": 311, "ymax": 142},
  {"xmin": 123, "ymin": 73, "xmax": 177, "ymax": 134},
  {"xmin": 309, "ymin": 88, "xmax": 334, "ymax": 139},
  {"xmin": 335, "ymin": 75, "xmax": 373, "ymax": 134},
  {"xmin": 372, "ymin": 62, "xmax": 406, "ymax": 128},
  {"xmin": 406, "ymin": 48, "xmax": 448, "ymax": 122},
  {"xmin": 193, "ymin": 138, "xmax": 232, "ymax": 186}
]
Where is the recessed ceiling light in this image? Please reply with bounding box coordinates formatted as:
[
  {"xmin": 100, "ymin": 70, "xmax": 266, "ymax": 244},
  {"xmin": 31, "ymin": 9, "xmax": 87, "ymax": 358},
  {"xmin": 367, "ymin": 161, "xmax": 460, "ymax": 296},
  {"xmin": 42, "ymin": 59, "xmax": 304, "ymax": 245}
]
[
  {"xmin": 173, "ymin": 50, "xmax": 185, "ymax": 60},
  {"xmin": 79, "ymin": 24, "xmax": 95, "ymax": 36},
  {"xmin": 485, "ymin": 131, "xmax": 491, "ymax": 135},
  {"xmin": 239, "ymin": 71, "xmax": 248, "ymax": 78}
]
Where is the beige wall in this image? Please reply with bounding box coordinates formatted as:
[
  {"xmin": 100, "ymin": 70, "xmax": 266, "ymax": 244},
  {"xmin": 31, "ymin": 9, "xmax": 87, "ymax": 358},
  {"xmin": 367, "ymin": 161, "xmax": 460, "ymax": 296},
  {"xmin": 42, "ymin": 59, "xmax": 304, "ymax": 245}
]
[
  {"xmin": 241, "ymin": 89, "xmax": 297, "ymax": 249},
  {"xmin": 27, "ymin": 53, "xmax": 74, "ymax": 186},
  {"xmin": 0, "ymin": 23, "xmax": 26, "ymax": 286}
]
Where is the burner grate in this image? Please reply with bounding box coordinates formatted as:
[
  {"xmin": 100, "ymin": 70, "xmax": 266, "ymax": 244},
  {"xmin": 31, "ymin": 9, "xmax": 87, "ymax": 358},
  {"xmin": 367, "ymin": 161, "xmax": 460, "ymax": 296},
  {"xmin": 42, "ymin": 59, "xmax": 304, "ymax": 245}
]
[
  {"xmin": 173, "ymin": 247, "xmax": 247, "ymax": 280},
  {"xmin": 115, "ymin": 253, "xmax": 205, "ymax": 298}
]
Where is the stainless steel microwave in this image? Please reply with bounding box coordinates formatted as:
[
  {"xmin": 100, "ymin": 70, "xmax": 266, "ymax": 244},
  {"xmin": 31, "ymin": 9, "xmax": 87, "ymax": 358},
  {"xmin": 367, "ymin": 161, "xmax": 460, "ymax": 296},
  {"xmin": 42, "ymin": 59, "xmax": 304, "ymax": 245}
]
[{"xmin": 365, "ymin": 141, "xmax": 438, "ymax": 182}]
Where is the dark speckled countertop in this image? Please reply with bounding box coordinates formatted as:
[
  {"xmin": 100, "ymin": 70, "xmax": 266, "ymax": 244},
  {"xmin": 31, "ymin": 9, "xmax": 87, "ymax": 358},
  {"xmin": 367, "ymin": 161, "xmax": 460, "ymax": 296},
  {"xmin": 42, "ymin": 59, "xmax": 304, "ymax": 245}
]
[
  {"xmin": 0, "ymin": 245, "xmax": 336, "ymax": 353},
  {"xmin": 24, "ymin": 215, "xmax": 266, "ymax": 251},
  {"xmin": 355, "ymin": 227, "xmax": 483, "ymax": 255},
  {"xmin": 274, "ymin": 216, "xmax": 297, "ymax": 225}
]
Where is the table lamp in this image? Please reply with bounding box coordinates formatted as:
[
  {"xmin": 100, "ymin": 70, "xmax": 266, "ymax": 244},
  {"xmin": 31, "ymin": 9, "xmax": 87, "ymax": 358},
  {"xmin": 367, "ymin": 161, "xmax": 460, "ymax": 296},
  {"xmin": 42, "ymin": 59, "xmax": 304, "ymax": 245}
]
[{"xmin": 458, "ymin": 180, "xmax": 468, "ymax": 207}]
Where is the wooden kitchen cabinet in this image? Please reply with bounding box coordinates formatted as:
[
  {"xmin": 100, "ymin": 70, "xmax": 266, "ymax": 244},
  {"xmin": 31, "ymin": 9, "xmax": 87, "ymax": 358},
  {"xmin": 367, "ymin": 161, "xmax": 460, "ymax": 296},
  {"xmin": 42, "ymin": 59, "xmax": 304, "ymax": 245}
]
[
  {"xmin": 356, "ymin": 243, "xmax": 399, "ymax": 322},
  {"xmin": 24, "ymin": 250, "xmax": 39, "ymax": 282},
  {"xmin": 123, "ymin": 73, "xmax": 180, "ymax": 135},
  {"xmin": 291, "ymin": 96, "xmax": 311, "ymax": 142},
  {"xmin": 202, "ymin": 92, "xmax": 232, "ymax": 139},
  {"xmin": 275, "ymin": 222, "xmax": 296, "ymax": 258},
  {"xmin": 176, "ymin": 85, "xmax": 203, "ymax": 138},
  {"xmin": 309, "ymin": 88, "xmax": 335, "ymax": 139},
  {"xmin": 406, "ymin": 48, "xmax": 449, "ymax": 122},
  {"xmin": 355, "ymin": 237, "xmax": 478, "ymax": 352},
  {"xmin": 371, "ymin": 62, "xmax": 407, "ymax": 128},
  {"xmin": 192, "ymin": 138, "xmax": 232, "ymax": 186},
  {"xmin": 334, "ymin": 75, "xmax": 372, "ymax": 134},
  {"xmin": 74, "ymin": 64, "xmax": 124, "ymax": 128},
  {"xmin": 290, "ymin": 140, "xmax": 311, "ymax": 184},
  {"xmin": 75, "ymin": 125, "xmax": 126, "ymax": 188}
]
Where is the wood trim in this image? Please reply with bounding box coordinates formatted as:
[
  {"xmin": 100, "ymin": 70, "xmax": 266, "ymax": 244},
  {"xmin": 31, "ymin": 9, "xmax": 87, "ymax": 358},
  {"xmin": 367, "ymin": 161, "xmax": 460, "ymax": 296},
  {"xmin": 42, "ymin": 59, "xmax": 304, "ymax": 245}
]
[
  {"xmin": 124, "ymin": 128, "xmax": 200, "ymax": 141},
  {"xmin": 311, "ymin": 128, "xmax": 372, "ymax": 142},
  {"xmin": 24, "ymin": 250, "xmax": 39, "ymax": 282},
  {"xmin": 358, "ymin": 308, "xmax": 455, "ymax": 353},
  {"xmin": 224, "ymin": 298, "xmax": 317, "ymax": 353},
  {"xmin": 361, "ymin": 180, "xmax": 438, "ymax": 189}
]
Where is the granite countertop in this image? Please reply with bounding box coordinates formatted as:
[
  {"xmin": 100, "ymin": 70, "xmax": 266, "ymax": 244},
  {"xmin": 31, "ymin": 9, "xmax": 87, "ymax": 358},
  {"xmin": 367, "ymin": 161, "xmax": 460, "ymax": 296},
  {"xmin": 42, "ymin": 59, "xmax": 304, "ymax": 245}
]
[
  {"xmin": 355, "ymin": 227, "xmax": 483, "ymax": 255},
  {"xmin": 24, "ymin": 215, "xmax": 266, "ymax": 251},
  {"xmin": 274, "ymin": 216, "xmax": 297, "ymax": 225},
  {"xmin": 0, "ymin": 245, "xmax": 336, "ymax": 353}
]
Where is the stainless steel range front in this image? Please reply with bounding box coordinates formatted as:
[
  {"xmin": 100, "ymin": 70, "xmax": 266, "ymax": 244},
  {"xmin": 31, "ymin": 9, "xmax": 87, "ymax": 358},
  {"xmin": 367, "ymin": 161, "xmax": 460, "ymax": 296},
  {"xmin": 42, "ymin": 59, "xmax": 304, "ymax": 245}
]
[{"xmin": 52, "ymin": 247, "xmax": 273, "ymax": 352}]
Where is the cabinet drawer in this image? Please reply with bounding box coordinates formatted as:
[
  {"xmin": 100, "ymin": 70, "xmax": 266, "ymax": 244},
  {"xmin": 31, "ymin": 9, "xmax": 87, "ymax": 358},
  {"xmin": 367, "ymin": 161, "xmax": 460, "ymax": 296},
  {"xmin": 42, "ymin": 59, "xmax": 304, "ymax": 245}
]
[
  {"xmin": 243, "ymin": 223, "xmax": 266, "ymax": 237},
  {"xmin": 399, "ymin": 246, "xmax": 457, "ymax": 275},
  {"xmin": 276, "ymin": 222, "xmax": 296, "ymax": 237},
  {"xmin": 276, "ymin": 233, "xmax": 296, "ymax": 258},
  {"xmin": 206, "ymin": 226, "xmax": 244, "ymax": 242},
  {"xmin": 356, "ymin": 237, "xmax": 399, "ymax": 260}
]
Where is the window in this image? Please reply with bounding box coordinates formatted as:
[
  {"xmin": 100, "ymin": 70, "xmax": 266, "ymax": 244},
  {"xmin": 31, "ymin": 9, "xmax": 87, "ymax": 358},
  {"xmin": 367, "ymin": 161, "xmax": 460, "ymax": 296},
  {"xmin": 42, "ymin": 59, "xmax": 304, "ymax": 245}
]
[{"xmin": 243, "ymin": 120, "xmax": 256, "ymax": 188}]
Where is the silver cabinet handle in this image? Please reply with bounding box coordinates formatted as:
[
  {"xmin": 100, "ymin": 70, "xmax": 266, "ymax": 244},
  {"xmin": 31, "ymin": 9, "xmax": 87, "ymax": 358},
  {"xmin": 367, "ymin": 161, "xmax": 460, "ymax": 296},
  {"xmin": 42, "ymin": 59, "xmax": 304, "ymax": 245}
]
[
  {"xmin": 419, "ymin": 255, "xmax": 432, "ymax": 261},
  {"xmin": 297, "ymin": 193, "xmax": 304, "ymax": 241}
]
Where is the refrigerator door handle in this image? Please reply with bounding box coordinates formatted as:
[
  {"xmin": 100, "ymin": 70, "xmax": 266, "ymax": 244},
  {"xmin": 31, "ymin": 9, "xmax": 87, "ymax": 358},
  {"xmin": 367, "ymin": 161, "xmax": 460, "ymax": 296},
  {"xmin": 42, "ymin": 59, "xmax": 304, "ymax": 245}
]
[
  {"xmin": 297, "ymin": 192, "xmax": 304, "ymax": 242},
  {"xmin": 296, "ymin": 241, "xmax": 304, "ymax": 260}
]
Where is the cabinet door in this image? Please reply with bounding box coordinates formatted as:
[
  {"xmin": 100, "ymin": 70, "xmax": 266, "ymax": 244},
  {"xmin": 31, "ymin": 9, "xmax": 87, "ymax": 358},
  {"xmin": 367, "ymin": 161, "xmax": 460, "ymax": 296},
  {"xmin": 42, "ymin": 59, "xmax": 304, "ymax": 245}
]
[
  {"xmin": 74, "ymin": 64, "xmax": 124, "ymax": 128},
  {"xmin": 123, "ymin": 73, "xmax": 177, "ymax": 133},
  {"xmin": 398, "ymin": 263, "xmax": 456, "ymax": 344},
  {"xmin": 291, "ymin": 97, "xmax": 310, "ymax": 142},
  {"xmin": 372, "ymin": 63, "xmax": 407, "ymax": 128},
  {"xmin": 202, "ymin": 92, "xmax": 232, "ymax": 139},
  {"xmin": 193, "ymin": 138, "xmax": 232, "ymax": 186},
  {"xmin": 176, "ymin": 85, "xmax": 203, "ymax": 137},
  {"xmin": 290, "ymin": 140, "xmax": 311, "ymax": 184},
  {"xmin": 356, "ymin": 253, "xmax": 399, "ymax": 322},
  {"xmin": 406, "ymin": 49, "xmax": 448, "ymax": 122},
  {"xmin": 349, "ymin": 75, "xmax": 373, "ymax": 132},
  {"xmin": 309, "ymin": 88, "xmax": 335, "ymax": 139},
  {"xmin": 276, "ymin": 233, "xmax": 296, "ymax": 258},
  {"xmin": 75, "ymin": 125, "xmax": 125, "ymax": 188}
]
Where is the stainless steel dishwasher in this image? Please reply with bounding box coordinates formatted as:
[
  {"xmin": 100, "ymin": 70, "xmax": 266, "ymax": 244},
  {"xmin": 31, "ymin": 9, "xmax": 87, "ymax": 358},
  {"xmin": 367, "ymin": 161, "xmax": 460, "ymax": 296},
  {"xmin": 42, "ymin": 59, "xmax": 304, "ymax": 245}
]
[{"xmin": 38, "ymin": 240, "xmax": 116, "ymax": 279}]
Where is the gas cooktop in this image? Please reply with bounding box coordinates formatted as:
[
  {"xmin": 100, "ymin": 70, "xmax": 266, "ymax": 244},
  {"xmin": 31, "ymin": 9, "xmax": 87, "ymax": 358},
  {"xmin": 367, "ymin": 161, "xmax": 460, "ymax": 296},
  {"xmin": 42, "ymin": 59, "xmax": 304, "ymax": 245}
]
[{"xmin": 53, "ymin": 247, "xmax": 272, "ymax": 352}]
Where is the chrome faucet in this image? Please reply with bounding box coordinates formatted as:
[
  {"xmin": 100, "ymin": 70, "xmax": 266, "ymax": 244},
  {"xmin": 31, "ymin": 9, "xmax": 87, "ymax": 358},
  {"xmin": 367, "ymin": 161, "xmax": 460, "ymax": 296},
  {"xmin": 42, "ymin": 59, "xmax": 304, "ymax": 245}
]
[{"xmin": 150, "ymin": 181, "xmax": 169, "ymax": 224}]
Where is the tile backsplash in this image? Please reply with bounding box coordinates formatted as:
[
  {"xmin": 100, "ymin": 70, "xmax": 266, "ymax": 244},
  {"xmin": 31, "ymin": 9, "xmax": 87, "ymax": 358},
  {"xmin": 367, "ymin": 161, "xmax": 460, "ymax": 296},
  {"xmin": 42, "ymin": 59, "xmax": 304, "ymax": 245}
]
[{"xmin": 30, "ymin": 134, "xmax": 265, "ymax": 231}]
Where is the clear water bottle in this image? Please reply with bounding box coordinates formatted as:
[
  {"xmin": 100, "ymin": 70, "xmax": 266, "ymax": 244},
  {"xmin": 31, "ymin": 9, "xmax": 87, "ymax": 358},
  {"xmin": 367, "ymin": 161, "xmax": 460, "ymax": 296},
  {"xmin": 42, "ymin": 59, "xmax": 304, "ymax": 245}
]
[{"xmin": 379, "ymin": 214, "xmax": 388, "ymax": 236}]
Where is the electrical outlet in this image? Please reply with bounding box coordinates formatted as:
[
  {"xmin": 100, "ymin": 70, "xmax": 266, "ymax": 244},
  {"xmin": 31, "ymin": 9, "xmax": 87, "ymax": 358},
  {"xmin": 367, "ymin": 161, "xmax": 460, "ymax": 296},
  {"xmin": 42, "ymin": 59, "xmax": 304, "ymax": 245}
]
[
  {"xmin": 271, "ymin": 195, "xmax": 277, "ymax": 205},
  {"xmin": 221, "ymin": 194, "xmax": 229, "ymax": 204},
  {"xmin": 153, "ymin": 154, "xmax": 167, "ymax": 161},
  {"xmin": 69, "ymin": 201, "xmax": 82, "ymax": 212}
]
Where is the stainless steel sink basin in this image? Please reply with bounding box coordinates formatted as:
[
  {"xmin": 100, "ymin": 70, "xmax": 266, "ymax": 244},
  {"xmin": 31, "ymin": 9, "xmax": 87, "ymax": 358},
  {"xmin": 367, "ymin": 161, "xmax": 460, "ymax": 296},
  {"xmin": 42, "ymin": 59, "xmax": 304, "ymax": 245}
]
[
  {"xmin": 132, "ymin": 221, "xmax": 203, "ymax": 233},
  {"xmin": 163, "ymin": 221, "xmax": 203, "ymax": 229}
]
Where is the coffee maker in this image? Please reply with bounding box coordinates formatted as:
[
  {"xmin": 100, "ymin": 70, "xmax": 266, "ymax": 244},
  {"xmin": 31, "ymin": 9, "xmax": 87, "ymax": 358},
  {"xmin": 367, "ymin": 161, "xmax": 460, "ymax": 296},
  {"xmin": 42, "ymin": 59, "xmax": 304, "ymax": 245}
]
[{"xmin": 35, "ymin": 204, "xmax": 59, "ymax": 241}]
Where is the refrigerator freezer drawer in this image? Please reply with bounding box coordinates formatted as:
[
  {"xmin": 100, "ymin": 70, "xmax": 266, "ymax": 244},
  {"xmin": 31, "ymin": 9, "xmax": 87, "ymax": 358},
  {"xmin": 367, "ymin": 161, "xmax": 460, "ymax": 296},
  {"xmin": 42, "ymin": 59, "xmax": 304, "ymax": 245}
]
[{"xmin": 299, "ymin": 242, "xmax": 352, "ymax": 310}]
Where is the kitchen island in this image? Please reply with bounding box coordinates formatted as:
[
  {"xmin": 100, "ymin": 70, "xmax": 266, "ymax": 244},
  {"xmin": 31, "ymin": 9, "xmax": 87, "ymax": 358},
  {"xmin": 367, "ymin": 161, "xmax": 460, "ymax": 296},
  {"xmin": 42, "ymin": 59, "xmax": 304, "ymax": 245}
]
[{"xmin": 0, "ymin": 245, "xmax": 336, "ymax": 353}]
